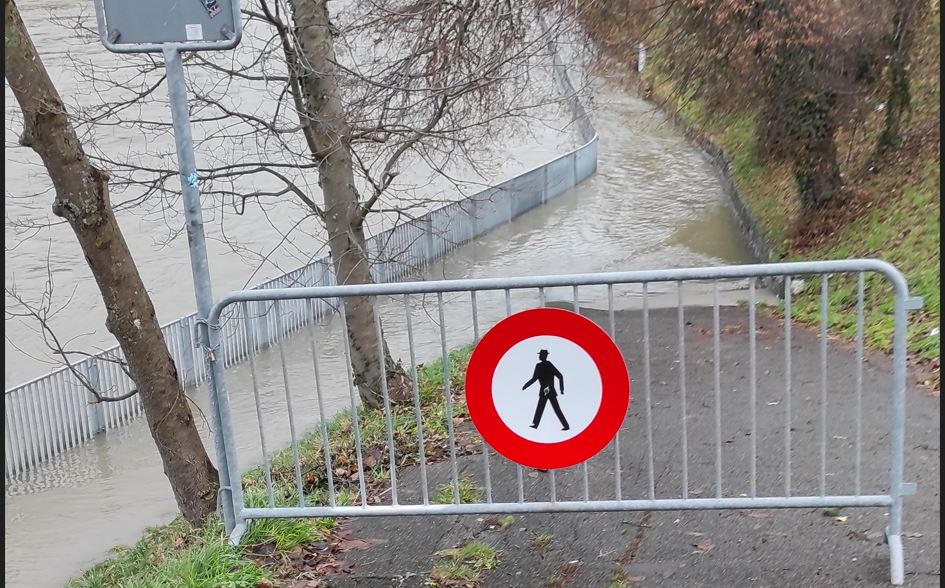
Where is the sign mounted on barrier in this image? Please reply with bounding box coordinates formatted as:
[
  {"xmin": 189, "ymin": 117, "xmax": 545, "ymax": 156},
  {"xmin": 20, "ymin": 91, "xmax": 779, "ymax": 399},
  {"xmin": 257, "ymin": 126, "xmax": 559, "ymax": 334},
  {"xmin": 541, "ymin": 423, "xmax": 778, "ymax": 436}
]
[{"xmin": 465, "ymin": 308, "xmax": 630, "ymax": 470}]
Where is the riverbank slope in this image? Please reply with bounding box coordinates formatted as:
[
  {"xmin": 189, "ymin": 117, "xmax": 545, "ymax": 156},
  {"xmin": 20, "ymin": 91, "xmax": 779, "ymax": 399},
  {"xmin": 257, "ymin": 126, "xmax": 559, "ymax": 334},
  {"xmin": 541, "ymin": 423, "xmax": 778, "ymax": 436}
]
[{"xmin": 584, "ymin": 5, "xmax": 940, "ymax": 390}]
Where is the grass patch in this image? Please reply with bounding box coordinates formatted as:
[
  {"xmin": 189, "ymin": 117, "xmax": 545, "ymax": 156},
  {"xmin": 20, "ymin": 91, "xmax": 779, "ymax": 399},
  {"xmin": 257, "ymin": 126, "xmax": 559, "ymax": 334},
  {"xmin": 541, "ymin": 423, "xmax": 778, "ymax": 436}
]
[
  {"xmin": 428, "ymin": 541, "xmax": 500, "ymax": 587},
  {"xmin": 433, "ymin": 478, "xmax": 485, "ymax": 505},
  {"xmin": 71, "ymin": 345, "xmax": 477, "ymax": 587},
  {"xmin": 531, "ymin": 532, "xmax": 553, "ymax": 549},
  {"xmin": 498, "ymin": 515, "xmax": 516, "ymax": 530}
]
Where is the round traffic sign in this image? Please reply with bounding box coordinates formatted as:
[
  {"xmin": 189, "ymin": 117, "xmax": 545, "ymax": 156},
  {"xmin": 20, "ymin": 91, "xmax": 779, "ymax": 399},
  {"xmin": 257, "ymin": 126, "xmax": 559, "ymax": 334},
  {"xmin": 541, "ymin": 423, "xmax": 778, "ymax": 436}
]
[{"xmin": 465, "ymin": 307, "xmax": 630, "ymax": 470}]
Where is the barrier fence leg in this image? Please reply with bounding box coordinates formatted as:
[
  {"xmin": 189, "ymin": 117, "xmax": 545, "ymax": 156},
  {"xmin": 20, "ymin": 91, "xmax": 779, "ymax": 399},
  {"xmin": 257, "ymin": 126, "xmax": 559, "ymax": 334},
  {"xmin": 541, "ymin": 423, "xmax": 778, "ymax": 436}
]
[{"xmin": 886, "ymin": 289, "xmax": 919, "ymax": 585}]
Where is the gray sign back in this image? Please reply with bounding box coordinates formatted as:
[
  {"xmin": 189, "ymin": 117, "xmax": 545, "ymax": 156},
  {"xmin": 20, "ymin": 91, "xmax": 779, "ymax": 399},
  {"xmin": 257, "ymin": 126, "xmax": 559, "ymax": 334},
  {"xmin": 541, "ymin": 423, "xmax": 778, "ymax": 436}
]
[{"xmin": 100, "ymin": 0, "xmax": 239, "ymax": 47}]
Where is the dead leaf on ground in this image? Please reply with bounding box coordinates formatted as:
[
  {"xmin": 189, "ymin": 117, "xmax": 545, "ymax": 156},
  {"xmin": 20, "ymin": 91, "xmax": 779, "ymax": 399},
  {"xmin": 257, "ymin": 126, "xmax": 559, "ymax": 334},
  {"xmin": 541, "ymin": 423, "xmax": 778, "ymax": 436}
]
[
  {"xmin": 692, "ymin": 538, "xmax": 714, "ymax": 555},
  {"xmin": 337, "ymin": 538, "xmax": 373, "ymax": 551}
]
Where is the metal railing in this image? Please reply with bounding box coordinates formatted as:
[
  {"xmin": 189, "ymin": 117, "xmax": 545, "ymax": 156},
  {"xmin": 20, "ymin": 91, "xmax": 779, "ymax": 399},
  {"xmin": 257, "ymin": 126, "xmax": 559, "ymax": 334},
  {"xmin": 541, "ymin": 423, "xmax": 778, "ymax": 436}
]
[
  {"xmin": 207, "ymin": 260, "xmax": 919, "ymax": 585},
  {"xmin": 3, "ymin": 30, "xmax": 598, "ymax": 480}
]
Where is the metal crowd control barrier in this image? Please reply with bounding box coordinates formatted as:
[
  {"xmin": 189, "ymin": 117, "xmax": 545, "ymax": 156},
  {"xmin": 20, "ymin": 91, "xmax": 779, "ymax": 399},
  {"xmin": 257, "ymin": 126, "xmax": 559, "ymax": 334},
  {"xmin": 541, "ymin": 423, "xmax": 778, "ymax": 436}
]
[{"xmin": 207, "ymin": 259, "xmax": 920, "ymax": 585}]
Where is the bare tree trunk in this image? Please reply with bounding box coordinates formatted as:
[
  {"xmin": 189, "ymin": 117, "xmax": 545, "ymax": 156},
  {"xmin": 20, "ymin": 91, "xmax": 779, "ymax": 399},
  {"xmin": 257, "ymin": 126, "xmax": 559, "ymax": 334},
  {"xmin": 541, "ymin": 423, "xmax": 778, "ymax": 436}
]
[
  {"xmin": 287, "ymin": 0, "xmax": 408, "ymax": 409},
  {"xmin": 876, "ymin": 0, "xmax": 922, "ymax": 155},
  {"xmin": 4, "ymin": 0, "xmax": 218, "ymax": 525}
]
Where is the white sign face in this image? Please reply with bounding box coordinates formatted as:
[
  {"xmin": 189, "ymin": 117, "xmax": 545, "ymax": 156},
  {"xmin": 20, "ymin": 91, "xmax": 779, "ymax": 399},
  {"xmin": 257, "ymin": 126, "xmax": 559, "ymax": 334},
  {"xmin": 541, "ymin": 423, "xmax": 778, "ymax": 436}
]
[{"xmin": 491, "ymin": 335, "xmax": 603, "ymax": 444}]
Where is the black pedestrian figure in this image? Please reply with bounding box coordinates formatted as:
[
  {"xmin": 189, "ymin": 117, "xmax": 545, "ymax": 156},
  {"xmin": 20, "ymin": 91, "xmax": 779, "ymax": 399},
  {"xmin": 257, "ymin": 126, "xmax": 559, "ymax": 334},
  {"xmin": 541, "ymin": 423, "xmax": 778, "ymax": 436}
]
[{"xmin": 522, "ymin": 349, "xmax": 570, "ymax": 431}]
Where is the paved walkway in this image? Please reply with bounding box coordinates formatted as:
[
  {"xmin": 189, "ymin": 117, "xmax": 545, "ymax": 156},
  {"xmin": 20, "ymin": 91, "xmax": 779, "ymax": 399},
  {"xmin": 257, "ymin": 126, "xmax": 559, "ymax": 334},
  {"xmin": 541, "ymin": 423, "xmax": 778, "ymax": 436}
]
[{"xmin": 327, "ymin": 306, "xmax": 940, "ymax": 587}]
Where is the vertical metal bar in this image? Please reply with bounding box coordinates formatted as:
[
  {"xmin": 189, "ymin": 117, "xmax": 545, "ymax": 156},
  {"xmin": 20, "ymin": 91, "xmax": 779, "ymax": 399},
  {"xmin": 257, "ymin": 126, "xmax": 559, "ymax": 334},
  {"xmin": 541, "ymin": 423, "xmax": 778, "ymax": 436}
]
[
  {"xmin": 242, "ymin": 302, "xmax": 275, "ymax": 508},
  {"xmin": 80, "ymin": 362, "xmax": 95, "ymax": 441},
  {"xmin": 23, "ymin": 384, "xmax": 41, "ymax": 468},
  {"xmin": 48, "ymin": 374, "xmax": 65, "ymax": 456},
  {"xmin": 437, "ymin": 293, "xmax": 461, "ymax": 503},
  {"xmin": 470, "ymin": 291, "xmax": 491, "ymax": 504},
  {"xmin": 819, "ymin": 275, "xmax": 828, "ymax": 497},
  {"xmin": 339, "ymin": 302, "xmax": 369, "ymax": 506},
  {"xmin": 58, "ymin": 372, "xmax": 75, "ymax": 451},
  {"xmin": 784, "ymin": 275, "xmax": 793, "ymax": 497},
  {"xmin": 608, "ymin": 284, "xmax": 621, "ymax": 501},
  {"xmin": 47, "ymin": 376, "xmax": 64, "ymax": 456},
  {"xmin": 306, "ymin": 299, "xmax": 336, "ymax": 508},
  {"xmin": 275, "ymin": 300, "xmax": 305, "ymax": 506},
  {"xmin": 888, "ymin": 271, "xmax": 909, "ymax": 585},
  {"xmin": 574, "ymin": 285, "xmax": 590, "ymax": 502},
  {"xmin": 854, "ymin": 273, "xmax": 865, "ymax": 496},
  {"xmin": 642, "ymin": 283, "xmax": 655, "ymax": 500},
  {"xmin": 713, "ymin": 281, "xmax": 722, "ymax": 498},
  {"xmin": 57, "ymin": 372, "xmax": 73, "ymax": 451},
  {"xmin": 3, "ymin": 403, "xmax": 14, "ymax": 479},
  {"xmin": 17, "ymin": 389, "xmax": 36, "ymax": 470},
  {"xmin": 404, "ymin": 295, "xmax": 430, "ymax": 505},
  {"xmin": 7, "ymin": 395, "xmax": 23, "ymax": 477},
  {"xmin": 164, "ymin": 47, "xmax": 236, "ymax": 532},
  {"xmin": 102, "ymin": 356, "xmax": 116, "ymax": 429},
  {"xmin": 506, "ymin": 289, "xmax": 524, "ymax": 503},
  {"xmin": 677, "ymin": 282, "xmax": 688, "ymax": 499},
  {"xmin": 749, "ymin": 280, "xmax": 758, "ymax": 498},
  {"xmin": 373, "ymin": 297, "xmax": 400, "ymax": 506},
  {"xmin": 35, "ymin": 380, "xmax": 54, "ymax": 462}
]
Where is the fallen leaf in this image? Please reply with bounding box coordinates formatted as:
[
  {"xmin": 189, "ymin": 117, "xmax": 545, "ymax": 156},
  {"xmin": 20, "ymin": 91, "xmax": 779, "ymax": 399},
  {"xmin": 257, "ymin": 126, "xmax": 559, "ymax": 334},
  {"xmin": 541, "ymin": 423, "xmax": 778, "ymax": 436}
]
[
  {"xmin": 256, "ymin": 580, "xmax": 274, "ymax": 588},
  {"xmin": 905, "ymin": 532, "xmax": 924, "ymax": 538},
  {"xmin": 834, "ymin": 516, "xmax": 849, "ymax": 524},
  {"xmin": 337, "ymin": 538, "xmax": 373, "ymax": 551},
  {"xmin": 685, "ymin": 531, "xmax": 704, "ymax": 537},
  {"xmin": 692, "ymin": 538, "xmax": 714, "ymax": 555}
]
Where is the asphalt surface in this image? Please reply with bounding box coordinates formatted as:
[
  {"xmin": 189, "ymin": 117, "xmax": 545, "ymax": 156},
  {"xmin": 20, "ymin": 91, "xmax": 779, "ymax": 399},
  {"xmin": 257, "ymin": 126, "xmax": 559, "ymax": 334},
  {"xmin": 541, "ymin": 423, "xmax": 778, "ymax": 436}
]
[{"xmin": 325, "ymin": 306, "xmax": 940, "ymax": 587}]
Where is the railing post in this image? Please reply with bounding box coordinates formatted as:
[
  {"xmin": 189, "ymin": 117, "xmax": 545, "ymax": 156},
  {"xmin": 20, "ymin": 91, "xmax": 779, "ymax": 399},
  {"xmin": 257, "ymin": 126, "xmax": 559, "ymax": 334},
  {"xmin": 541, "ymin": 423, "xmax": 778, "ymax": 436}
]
[
  {"xmin": 470, "ymin": 197, "xmax": 479, "ymax": 241},
  {"xmin": 255, "ymin": 300, "xmax": 271, "ymax": 350},
  {"xmin": 424, "ymin": 217, "xmax": 435, "ymax": 263},
  {"xmin": 178, "ymin": 316, "xmax": 196, "ymax": 388},
  {"xmin": 83, "ymin": 359, "xmax": 106, "ymax": 436}
]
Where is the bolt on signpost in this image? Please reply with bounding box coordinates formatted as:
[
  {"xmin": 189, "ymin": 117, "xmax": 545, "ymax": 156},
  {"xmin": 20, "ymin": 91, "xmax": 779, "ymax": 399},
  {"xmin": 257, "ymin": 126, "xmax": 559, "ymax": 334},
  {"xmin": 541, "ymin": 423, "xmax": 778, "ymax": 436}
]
[{"xmin": 92, "ymin": 0, "xmax": 245, "ymax": 537}]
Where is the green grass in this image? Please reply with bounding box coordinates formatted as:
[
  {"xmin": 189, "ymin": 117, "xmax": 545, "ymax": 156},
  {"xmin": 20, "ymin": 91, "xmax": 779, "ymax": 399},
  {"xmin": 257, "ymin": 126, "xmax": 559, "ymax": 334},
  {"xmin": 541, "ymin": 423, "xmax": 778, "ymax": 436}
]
[
  {"xmin": 433, "ymin": 477, "xmax": 485, "ymax": 505},
  {"xmin": 71, "ymin": 345, "xmax": 476, "ymax": 587},
  {"xmin": 531, "ymin": 532, "xmax": 553, "ymax": 549},
  {"xmin": 428, "ymin": 541, "xmax": 500, "ymax": 587},
  {"xmin": 498, "ymin": 515, "xmax": 516, "ymax": 530},
  {"xmin": 69, "ymin": 517, "xmax": 279, "ymax": 588}
]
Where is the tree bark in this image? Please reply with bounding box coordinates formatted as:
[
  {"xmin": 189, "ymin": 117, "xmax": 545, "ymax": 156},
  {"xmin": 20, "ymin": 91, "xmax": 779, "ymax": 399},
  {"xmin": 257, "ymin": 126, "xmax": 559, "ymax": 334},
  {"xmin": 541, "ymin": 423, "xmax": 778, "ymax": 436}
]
[
  {"xmin": 287, "ymin": 0, "xmax": 409, "ymax": 409},
  {"xmin": 876, "ymin": 0, "xmax": 922, "ymax": 155},
  {"xmin": 4, "ymin": 0, "xmax": 219, "ymax": 525}
]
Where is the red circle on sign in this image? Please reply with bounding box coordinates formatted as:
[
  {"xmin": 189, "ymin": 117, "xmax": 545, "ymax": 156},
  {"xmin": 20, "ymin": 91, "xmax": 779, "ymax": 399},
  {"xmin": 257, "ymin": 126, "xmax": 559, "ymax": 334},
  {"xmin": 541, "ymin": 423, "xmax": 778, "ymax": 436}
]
[{"xmin": 465, "ymin": 308, "xmax": 630, "ymax": 470}]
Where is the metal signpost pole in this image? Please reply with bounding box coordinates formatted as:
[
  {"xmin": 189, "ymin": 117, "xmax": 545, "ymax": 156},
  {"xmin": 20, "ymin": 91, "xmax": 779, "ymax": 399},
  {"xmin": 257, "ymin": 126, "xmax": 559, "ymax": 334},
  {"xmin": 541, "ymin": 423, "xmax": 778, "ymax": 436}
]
[
  {"xmin": 162, "ymin": 47, "xmax": 237, "ymax": 533},
  {"xmin": 92, "ymin": 0, "xmax": 246, "ymax": 537}
]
